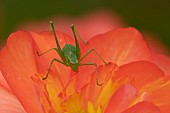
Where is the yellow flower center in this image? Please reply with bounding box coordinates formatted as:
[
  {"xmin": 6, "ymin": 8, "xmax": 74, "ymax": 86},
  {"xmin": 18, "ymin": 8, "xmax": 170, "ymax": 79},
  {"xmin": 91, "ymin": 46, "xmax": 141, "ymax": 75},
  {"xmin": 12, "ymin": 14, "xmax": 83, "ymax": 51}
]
[{"xmin": 33, "ymin": 63, "xmax": 139, "ymax": 113}]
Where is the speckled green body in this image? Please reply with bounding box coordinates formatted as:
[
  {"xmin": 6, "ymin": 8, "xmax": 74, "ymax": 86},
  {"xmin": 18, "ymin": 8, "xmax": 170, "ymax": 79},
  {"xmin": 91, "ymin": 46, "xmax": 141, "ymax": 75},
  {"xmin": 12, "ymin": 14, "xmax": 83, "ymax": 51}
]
[{"xmin": 62, "ymin": 44, "xmax": 79, "ymax": 71}]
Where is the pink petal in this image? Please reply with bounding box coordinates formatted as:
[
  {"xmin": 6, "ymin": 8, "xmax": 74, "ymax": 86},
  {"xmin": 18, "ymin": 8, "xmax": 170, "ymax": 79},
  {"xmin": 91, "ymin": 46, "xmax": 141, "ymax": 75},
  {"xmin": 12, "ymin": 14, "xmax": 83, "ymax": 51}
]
[
  {"xmin": 104, "ymin": 84, "xmax": 138, "ymax": 113},
  {"xmin": 0, "ymin": 31, "xmax": 43, "ymax": 113},
  {"xmin": 57, "ymin": 10, "xmax": 125, "ymax": 41},
  {"xmin": 0, "ymin": 85, "xmax": 26, "ymax": 113},
  {"xmin": 121, "ymin": 101, "xmax": 161, "ymax": 113},
  {"xmin": 18, "ymin": 10, "xmax": 125, "ymax": 41}
]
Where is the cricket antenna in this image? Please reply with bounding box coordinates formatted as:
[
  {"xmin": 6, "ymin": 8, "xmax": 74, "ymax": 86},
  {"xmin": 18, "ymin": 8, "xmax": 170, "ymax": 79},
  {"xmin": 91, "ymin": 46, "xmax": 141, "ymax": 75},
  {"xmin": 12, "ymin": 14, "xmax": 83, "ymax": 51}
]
[
  {"xmin": 70, "ymin": 24, "xmax": 88, "ymax": 44},
  {"xmin": 50, "ymin": 20, "xmax": 62, "ymax": 51}
]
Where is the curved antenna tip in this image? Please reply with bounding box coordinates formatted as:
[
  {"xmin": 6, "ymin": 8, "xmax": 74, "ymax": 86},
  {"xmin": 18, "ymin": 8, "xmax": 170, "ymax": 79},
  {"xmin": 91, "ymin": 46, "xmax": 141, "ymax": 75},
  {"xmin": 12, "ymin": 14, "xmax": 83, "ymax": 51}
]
[
  {"xmin": 71, "ymin": 24, "xmax": 74, "ymax": 28},
  {"xmin": 50, "ymin": 20, "xmax": 53, "ymax": 24}
]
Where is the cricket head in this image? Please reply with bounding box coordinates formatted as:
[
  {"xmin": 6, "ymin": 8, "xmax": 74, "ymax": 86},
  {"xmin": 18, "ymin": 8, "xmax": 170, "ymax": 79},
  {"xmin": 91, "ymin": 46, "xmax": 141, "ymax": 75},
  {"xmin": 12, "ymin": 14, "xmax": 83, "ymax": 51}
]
[{"xmin": 71, "ymin": 63, "xmax": 79, "ymax": 72}]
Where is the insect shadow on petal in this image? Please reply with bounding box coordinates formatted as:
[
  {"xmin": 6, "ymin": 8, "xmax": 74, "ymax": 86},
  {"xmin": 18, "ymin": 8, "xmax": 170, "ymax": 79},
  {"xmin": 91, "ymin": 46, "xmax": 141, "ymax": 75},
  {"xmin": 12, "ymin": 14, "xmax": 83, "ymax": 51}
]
[{"xmin": 37, "ymin": 21, "xmax": 107, "ymax": 86}]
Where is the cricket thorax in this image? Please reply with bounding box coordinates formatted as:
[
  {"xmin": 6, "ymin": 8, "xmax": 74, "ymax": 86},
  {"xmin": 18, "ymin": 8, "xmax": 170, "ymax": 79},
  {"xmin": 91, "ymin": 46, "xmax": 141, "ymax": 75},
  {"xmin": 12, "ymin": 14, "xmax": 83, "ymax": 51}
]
[{"xmin": 62, "ymin": 44, "xmax": 79, "ymax": 65}]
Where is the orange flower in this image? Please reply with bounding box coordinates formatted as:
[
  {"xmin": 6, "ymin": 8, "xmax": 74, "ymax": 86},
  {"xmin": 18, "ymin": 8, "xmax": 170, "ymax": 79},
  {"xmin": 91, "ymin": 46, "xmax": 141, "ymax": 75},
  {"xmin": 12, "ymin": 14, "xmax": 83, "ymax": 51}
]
[{"xmin": 0, "ymin": 27, "xmax": 170, "ymax": 113}]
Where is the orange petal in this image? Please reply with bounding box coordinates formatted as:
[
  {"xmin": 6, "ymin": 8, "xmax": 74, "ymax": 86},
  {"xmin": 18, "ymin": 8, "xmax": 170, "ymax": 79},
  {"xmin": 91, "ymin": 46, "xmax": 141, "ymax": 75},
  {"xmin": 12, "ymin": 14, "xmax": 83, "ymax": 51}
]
[
  {"xmin": 121, "ymin": 101, "xmax": 161, "ymax": 113},
  {"xmin": 0, "ymin": 31, "xmax": 43, "ymax": 113},
  {"xmin": 142, "ymin": 77, "xmax": 170, "ymax": 113},
  {"xmin": 153, "ymin": 53, "xmax": 170, "ymax": 75},
  {"xmin": 115, "ymin": 61, "xmax": 164, "ymax": 88},
  {"xmin": 81, "ymin": 27, "xmax": 152, "ymax": 66},
  {"xmin": 74, "ymin": 66, "xmax": 95, "ymax": 91},
  {"xmin": 81, "ymin": 63, "xmax": 117, "ymax": 105},
  {"xmin": 0, "ymin": 70, "xmax": 11, "ymax": 91},
  {"xmin": 0, "ymin": 85, "xmax": 26, "ymax": 113},
  {"xmin": 104, "ymin": 84, "xmax": 138, "ymax": 113}
]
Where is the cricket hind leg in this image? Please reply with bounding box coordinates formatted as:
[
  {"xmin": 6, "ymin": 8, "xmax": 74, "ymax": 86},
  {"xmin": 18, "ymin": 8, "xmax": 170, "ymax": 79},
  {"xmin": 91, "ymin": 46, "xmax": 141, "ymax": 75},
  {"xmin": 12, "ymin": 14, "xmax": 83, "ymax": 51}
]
[
  {"xmin": 42, "ymin": 58, "xmax": 66, "ymax": 80},
  {"xmin": 79, "ymin": 62, "xmax": 103, "ymax": 86}
]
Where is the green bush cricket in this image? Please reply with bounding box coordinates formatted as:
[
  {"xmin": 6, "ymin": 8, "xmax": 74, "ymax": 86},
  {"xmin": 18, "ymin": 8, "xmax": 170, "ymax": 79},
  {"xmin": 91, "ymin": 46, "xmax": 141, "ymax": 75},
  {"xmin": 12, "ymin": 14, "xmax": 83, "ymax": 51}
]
[{"xmin": 37, "ymin": 21, "xmax": 107, "ymax": 86}]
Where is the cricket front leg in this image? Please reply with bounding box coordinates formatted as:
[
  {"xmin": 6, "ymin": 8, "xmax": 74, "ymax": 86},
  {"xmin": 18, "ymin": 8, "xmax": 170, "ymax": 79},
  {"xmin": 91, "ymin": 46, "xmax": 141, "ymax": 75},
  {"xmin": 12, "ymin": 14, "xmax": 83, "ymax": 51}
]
[
  {"xmin": 37, "ymin": 48, "xmax": 57, "ymax": 56},
  {"xmin": 42, "ymin": 58, "xmax": 66, "ymax": 80}
]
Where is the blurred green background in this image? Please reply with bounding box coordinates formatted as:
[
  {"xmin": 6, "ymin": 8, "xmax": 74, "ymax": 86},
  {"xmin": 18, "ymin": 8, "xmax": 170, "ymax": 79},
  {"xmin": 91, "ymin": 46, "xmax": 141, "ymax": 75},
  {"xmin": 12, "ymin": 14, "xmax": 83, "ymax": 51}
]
[{"xmin": 0, "ymin": 0, "xmax": 170, "ymax": 54}]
